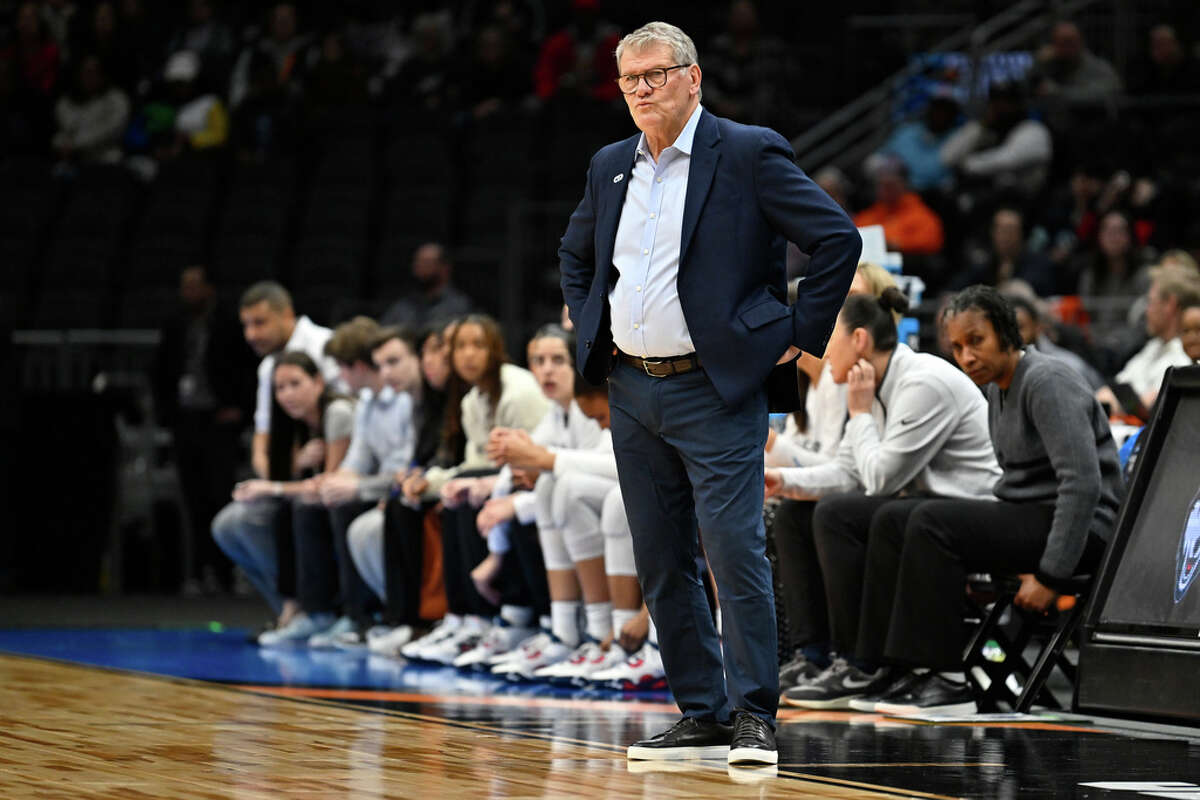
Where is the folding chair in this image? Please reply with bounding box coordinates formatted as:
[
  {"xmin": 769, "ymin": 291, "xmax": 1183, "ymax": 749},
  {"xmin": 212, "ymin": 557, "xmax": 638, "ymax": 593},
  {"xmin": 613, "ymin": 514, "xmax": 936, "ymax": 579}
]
[{"xmin": 963, "ymin": 573, "xmax": 1091, "ymax": 713}]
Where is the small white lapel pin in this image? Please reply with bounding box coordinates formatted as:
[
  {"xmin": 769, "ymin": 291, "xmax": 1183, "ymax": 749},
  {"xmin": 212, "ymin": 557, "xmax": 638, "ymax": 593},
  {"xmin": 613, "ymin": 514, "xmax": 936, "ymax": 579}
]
[{"xmin": 613, "ymin": 173, "xmax": 624, "ymax": 183}]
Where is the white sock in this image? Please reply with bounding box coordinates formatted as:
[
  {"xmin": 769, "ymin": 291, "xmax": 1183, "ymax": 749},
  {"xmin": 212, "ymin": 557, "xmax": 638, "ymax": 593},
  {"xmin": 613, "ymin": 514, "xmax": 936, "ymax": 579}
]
[
  {"xmin": 538, "ymin": 614, "xmax": 552, "ymax": 631},
  {"xmin": 612, "ymin": 608, "xmax": 639, "ymax": 640},
  {"xmin": 939, "ymin": 671, "xmax": 966, "ymax": 683},
  {"xmin": 550, "ymin": 601, "xmax": 581, "ymax": 647},
  {"xmin": 584, "ymin": 601, "xmax": 613, "ymax": 642},
  {"xmin": 500, "ymin": 605, "xmax": 532, "ymax": 628},
  {"xmin": 647, "ymin": 618, "xmax": 658, "ymax": 646},
  {"xmin": 464, "ymin": 614, "xmax": 489, "ymax": 632}
]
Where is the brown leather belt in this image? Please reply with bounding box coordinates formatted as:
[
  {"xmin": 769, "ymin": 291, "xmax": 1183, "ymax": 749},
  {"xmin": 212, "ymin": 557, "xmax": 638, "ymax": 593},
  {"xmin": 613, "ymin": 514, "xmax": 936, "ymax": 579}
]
[{"xmin": 620, "ymin": 351, "xmax": 701, "ymax": 378}]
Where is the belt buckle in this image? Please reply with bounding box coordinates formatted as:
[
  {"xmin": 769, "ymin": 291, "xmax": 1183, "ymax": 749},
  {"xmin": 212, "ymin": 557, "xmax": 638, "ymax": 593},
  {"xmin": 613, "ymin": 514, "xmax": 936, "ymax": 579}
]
[{"xmin": 642, "ymin": 358, "xmax": 667, "ymax": 378}]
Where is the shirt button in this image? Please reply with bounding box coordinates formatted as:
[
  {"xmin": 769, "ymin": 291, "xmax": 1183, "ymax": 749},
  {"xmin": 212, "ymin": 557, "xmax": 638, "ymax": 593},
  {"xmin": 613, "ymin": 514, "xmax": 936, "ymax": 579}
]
[
  {"xmin": 650, "ymin": 213, "xmax": 656, "ymax": 219},
  {"xmin": 642, "ymin": 248, "xmax": 649, "ymax": 255},
  {"xmin": 634, "ymin": 324, "xmax": 640, "ymax": 330},
  {"xmin": 656, "ymin": 177, "xmax": 662, "ymax": 183},
  {"xmin": 636, "ymin": 285, "xmax": 642, "ymax": 292}
]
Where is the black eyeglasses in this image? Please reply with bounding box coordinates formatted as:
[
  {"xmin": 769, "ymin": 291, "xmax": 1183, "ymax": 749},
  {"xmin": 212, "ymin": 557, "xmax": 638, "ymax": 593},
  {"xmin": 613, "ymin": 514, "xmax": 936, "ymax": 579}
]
[{"xmin": 616, "ymin": 64, "xmax": 688, "ymax": 94}]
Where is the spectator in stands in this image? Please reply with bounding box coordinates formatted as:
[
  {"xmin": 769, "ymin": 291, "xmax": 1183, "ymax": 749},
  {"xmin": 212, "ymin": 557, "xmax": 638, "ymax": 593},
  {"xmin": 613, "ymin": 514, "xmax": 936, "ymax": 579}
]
[
  {"xmin": 154, "ymin": 265, "xmax": 256, "ymax": 595},
  {"xmin": 52, "ymin": 54, "xmax": 130, "ymax": 166},
  {"xmin": 229, "ymin": 2, "xmax": 310, "ymax": 109},
  {"xmin": 72, "ymin": 2, "xmax": 137, "ymax": 93},
  {"xmin": 380, "ymin": 243, "xmax": 473, "ymax": 331},
  {"xmin": 1007, "ymin": 293, "xmax": 1104, "ymax": 390},
  {"xmin": 702, "ymin": 0, "xmax": 797, "ymax": 134},
  {"xmin": 388, "ymin": 12, "xmax": 454, "ymax": 111},
  {"xmin": 852, "ymin": 157, "xmax": 944, "ymax": 256},
  {"xmin": 956, "ymin": 207, "xmax": 1056, "ymax": 297},
  {"xmin": 1131, "ymin": 24, "xmax": 1200, "ymax": 95},
  {"xmin": 1182, "ymin": 299, "xmax": 1200, "ymax": 364},
  {"xmin": 160, "ymin": 51, "xmax": 228, "ymax": 157},
  {"xmin": 450, "ymin": 24, "xmax": 531, "ymax": 122},
  {"xmin": 766, "ymin": 290, "xmax": 1000, "ymax": 710},
  {"xmin": 843, "ymin": 287, "xmax": 1123, "ymax": 715},
  {"xmin": 230, "ymin": 49, "xmax": 299, "ymax": 162},
  {"xmin": 3, "ymin": 3, "xmax": 60, "ymax": 98},
  {"xmin": 315, "ymin": 320, "xmax": 421, "ymax": 647},
  {"xmin": 1073, "ymin": 209, "xmax": 1147, "ymax": 299},
  {"xmin": 533, "ymin": 0, "xmax": 621, "ymax": 103},
  {"xmin": 1096, "ymin": 265, "xmax": 1200, "ymax": 418},
  {"xmin": 869, "ymin": 86, "xmax": 960, "ymax": 192},
  {"xmin": 400, "ymin": 315, "xmax": 549, "ymax": 662},
  {"xmin": 1032, "ymin": 21, "xmax": 1122, "ymax": 103},
  {"xmin": 165, "ymin": 0, "xmax": 236, "ymax": 93},
  {"xmin": 302, "ymin": 29, "xmax": 369, "ymax": 130},
  {"xmin": 813, "ymin": 166, "xmax": 852, "ymax": 213},
  {"xmin": 0, "ymin": 41, "xmax": 52, "ymax": 156},
  {"xmin": 940, "ymin": 82, "xmax": 1052, "ymax": 197},
  {"xmin": 225, "ymin": 351, "xmax": 356, "ymax": 645},
  {"xmin": 38, "ymin": 0, "xmax": 75, "ymax": 58},
  {"xmin": 210, "ymin": 283, "xmax": 339, "ymax": 629}
]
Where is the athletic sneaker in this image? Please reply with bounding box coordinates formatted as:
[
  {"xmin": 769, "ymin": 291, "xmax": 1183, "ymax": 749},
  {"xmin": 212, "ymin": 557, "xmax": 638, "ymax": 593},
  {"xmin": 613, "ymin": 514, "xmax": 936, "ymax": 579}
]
[
  {"xmin": 590, "ymin": 641, "xmax": 667, "ymax": 691},
  {"xmin": 781, "ymin": 658, "xmax": 894, "ymax": 709},
  {"xmin": 728, "ymin": 711, "xmax": 777, "ymax": 765},
  {"xmin": 453, "ymin": 621, "xmax": 535, "ymax": 670},
  {"xmin": 847, "ymin": 671, "xmax": 924, "ymax": 712},
  {"xmin": 627, "ymin": 717, "xmax": 732, "ymax": 760},
  {"xmin": 306, "ymin": 615, "xmax": 357, "ymax": 649},
  {"xmin": 365, "ymin": 625, "xmax": 414, "ymax": 657},
  {"xmin": 874, "ymin": 673, "xmax": 978, "ymax": 716},
  {"xmin": 779, "ymin": 650, "xmax": 826, "ymax": 690},
  {"xmin": 422, "ymin": 618, "xmax": 489, "ymax": 665},
  {"xmin": 258, "ymin": 612, "xmax": 337, "ymax": 647},
  {"xmin": 491, "ymin": 632, "xmax": 571, "ymax": 681},
  {"xmin": 401, "ymin": 616, "xmax": 462, "ymax": 660},
  {"xmin": 534, "ymin": 640, "xmax": 628, "ymax": 685}
]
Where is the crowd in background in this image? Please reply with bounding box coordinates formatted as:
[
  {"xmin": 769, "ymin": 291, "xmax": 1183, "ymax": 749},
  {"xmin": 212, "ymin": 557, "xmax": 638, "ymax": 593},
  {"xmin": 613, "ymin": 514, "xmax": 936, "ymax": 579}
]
[{"xmin": 6, "ymin": 0, "xmax": 1200, "ymax": 708}]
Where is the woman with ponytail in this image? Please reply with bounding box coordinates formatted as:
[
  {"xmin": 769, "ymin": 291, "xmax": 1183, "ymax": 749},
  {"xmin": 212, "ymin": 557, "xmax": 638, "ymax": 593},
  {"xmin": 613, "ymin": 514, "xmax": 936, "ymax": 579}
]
[{"xmin": 766, "ymin": 287, "xmax": 1000, "ymax": 710}]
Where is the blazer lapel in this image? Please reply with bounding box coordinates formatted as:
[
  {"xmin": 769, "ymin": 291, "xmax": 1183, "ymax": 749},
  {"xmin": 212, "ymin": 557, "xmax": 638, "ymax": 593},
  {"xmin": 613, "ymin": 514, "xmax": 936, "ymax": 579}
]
[
  {"xmin": 679, "ymin": 111, "xmax": 720, "ymax": 269},
  {"xmin": 596, "ymin": 137, "xmax": 640, "ymax": 283}
]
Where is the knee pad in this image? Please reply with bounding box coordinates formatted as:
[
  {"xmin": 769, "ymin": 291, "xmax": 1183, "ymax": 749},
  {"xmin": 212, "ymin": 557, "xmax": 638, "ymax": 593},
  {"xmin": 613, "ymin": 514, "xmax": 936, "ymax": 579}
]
[
  {"xmin": 537, "ymin": 523, "xmax": 573, "ymax": 572},
  {"xmin": 534, "ymin": 472, "xmax": 557, "ymax": 531}
]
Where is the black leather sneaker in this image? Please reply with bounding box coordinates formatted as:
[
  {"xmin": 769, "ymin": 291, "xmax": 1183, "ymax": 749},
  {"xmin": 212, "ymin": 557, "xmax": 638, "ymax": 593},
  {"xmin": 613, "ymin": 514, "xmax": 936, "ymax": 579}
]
[
  {"xmin": 875, "ymin": 673, "xmax": 978, "ymax": 716},
  {"xmin": 728, "ymin": 711, "xmax": 778, "ymax": 765},
  {"xmin": 626, "ymin": 717, "xmax": 733, "ymax": 760}
]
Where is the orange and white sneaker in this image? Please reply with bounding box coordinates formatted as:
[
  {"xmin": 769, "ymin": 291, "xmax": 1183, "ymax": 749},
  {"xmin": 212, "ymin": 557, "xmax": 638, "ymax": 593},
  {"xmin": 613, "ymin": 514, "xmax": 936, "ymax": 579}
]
[{"xmin": 589, "ymin": 641, "xmax": 667, "ymax": 690}]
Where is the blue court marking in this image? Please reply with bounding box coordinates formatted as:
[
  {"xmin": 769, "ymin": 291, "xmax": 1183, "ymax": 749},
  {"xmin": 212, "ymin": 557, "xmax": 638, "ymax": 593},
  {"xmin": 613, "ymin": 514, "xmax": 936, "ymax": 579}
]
[{"xmin": 0, "ymin": 628, "xmax": 672, "ymax": 703}]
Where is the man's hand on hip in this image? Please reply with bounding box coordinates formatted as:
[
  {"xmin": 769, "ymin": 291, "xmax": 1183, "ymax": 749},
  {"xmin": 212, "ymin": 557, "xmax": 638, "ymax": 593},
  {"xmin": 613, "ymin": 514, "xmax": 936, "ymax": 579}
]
[{"xmin": 776, "ymin": 345, "xmax": 801, "ymax": 365}]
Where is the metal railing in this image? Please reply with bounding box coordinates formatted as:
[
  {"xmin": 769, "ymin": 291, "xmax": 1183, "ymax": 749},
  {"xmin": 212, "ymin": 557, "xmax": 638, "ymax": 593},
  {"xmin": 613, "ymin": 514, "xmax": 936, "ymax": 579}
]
[{"xmin": 789, "ymin": 0, "xmax": 1103, "ymax": 174}]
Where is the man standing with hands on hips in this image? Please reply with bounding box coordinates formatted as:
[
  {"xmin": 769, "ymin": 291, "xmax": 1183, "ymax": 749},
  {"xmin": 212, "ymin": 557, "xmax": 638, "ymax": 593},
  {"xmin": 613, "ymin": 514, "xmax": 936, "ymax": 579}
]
[{"xmin": 560, "ymin": 22, "xmax": 861, "ymax": 766}]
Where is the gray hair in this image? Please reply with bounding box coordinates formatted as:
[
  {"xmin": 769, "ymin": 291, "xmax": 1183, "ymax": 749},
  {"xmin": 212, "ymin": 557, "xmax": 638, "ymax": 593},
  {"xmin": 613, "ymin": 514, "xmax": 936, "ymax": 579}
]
[{"xmin": 615, "ymin": 22, "xmax": 701, "ymax": 99}]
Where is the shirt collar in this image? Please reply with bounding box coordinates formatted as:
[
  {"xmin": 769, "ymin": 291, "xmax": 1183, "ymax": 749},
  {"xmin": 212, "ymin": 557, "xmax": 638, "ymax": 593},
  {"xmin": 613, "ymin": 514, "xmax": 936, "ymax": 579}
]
[
  {"xmin": 635, "ymin": 103, "xmax": 704, "ymax": 162},
  {"xmin": 286, "ymin": 315, "xmax": 315, "ymax": 350}
]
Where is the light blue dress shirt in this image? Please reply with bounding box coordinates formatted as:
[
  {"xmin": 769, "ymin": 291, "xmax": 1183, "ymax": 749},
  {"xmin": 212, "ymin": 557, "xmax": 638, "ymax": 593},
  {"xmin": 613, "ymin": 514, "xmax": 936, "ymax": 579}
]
[
  {"xmin": 609, "ymin": 103, "xmax": 704, "ymax": 358},
  {"xmin": 341, "ymin": 385, "xmax": 417, "ymax": 501}
]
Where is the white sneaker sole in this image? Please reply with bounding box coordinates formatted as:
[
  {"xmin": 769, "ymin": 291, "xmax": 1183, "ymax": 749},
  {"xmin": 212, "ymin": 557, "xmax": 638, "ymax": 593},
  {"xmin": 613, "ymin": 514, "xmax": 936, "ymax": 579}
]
[
  {"xmin": 781, "ymin": 693, "xmax": 860, "ymax": 710},
  {"xmin": 626, "ymin": 744, "xmax": 729, "ymax": 761},
  {"xmin": 847, "ymin": 698, "xmax": 882, "ymax": 712},
  {"xmin": 728, "ymin": 746, "xmax": 778, "ymax": 765},
  {"xmin": 876, "ymin": 700, "xmax": 978, "ymax": 716}
]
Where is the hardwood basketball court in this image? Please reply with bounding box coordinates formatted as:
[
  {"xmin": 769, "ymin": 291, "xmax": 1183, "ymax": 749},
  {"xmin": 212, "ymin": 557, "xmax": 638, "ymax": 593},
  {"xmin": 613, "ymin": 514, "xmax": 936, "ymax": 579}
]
[{"xmin": 1, "ymin": 624, "xmax": 1197, "ymax": 798}]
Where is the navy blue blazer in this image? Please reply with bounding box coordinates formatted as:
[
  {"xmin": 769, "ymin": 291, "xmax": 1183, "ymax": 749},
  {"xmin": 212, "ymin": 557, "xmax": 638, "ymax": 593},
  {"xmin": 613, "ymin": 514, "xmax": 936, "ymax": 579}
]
[{"xmin": 559, "ymin": 109, "xmax": 862, "ymax": 409}]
